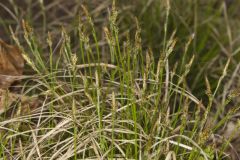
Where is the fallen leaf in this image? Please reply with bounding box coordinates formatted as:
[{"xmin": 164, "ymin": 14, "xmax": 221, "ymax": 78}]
[
  {"xmin": 0, "ymin": 40, "xmax": 41, "ymax": 117},
  {"xmin": 0, "ymin": 39, "xmax": 24, "ymax": 89},
  {"xmin": 0, "ymin": 89, "xmax": 18, "ymax": 114},
  {"xmin": 0, "ymin": 88, "xmax": 40, "ymax": 116}
]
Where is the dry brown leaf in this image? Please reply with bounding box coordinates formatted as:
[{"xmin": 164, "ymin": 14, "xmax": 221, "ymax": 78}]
[
  {"xmin": 0, "ymin": 89, "xmax": 18, "ymax": 114},
  {"xmin": 0, "ymin": 40, "xmax": 41, "ymax": 117},
  {"xmin": 0, "ymin": 39, "xmax": 24, "ymax": 89},
  {"xmin": 0, "ymin": 88, "xmax": 40, "ymax": 116}
]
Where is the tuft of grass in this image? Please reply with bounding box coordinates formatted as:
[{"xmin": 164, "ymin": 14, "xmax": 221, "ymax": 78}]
[{"xmin": 0, "ymin": 1, "xmax": 240, "ymax": 159}]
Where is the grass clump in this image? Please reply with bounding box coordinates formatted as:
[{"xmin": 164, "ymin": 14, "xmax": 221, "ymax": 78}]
[{"xmin": 0, "ymin": 1, "xmax": 240, "ymax": 160}]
